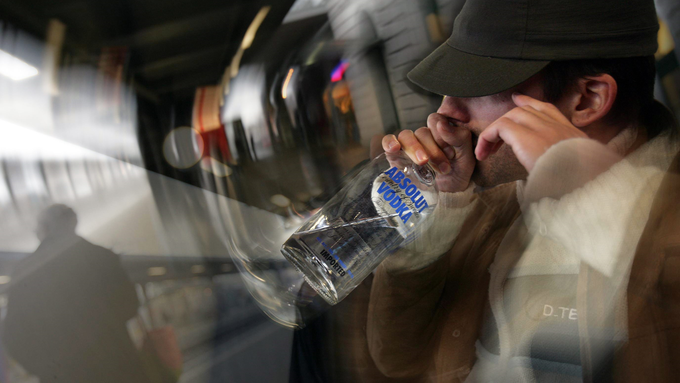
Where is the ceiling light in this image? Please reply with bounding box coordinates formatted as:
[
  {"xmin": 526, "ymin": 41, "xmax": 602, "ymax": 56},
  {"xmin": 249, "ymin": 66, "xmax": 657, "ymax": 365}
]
[
  {"xmin": 241, "ymin": 6, "xmax": 271, "ymax": 49},
  {"xmin": 0, "ymin": 49, "xmax": 39, "ymax": 81}
]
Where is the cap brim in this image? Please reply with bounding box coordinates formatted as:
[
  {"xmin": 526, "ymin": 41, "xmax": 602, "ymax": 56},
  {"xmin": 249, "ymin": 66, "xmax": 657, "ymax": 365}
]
[{"xmin": 408, "ymin": 42, "xmax": 550, "ymax": 98}]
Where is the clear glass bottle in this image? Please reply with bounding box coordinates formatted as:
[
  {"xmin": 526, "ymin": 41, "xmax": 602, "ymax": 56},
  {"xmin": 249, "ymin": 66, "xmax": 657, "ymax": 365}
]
[{"xmin": 281, "ymin": 151, "xmax": 438, "ymax": 305}]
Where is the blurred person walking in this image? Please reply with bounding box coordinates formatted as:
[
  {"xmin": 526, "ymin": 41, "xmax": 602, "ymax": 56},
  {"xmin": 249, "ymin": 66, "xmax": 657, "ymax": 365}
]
[{"xmin": 2, "ymin": 204, "xmax": 151, "ymax": 383}]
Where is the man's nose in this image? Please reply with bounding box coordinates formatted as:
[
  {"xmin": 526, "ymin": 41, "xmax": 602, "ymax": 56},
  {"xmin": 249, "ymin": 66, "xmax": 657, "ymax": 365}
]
[{"xmin": 437, "ymin": 96, "xmax": 470, "ymax": 123}]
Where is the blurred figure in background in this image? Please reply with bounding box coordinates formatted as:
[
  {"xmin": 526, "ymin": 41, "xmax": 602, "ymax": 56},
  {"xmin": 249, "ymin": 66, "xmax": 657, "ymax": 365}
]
[{"xmin": 2, "ymin": 204, "xmax": 150, "ymax": 383}]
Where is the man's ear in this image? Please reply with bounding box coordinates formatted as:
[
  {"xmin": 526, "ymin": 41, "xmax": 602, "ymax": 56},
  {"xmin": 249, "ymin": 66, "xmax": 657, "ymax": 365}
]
[{"xmin": 562, "ymin": 74, "xmax": 617, "ymax": 128}]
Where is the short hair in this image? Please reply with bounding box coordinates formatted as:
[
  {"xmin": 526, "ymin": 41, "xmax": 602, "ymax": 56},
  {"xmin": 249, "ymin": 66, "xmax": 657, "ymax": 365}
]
[
  {"xmin": 37, "ymin": 204, "xmax": 77, "ymax": 236},
  {"xmin": 541, "ymin": 56, "xmax": 678, "ymax": 138}
]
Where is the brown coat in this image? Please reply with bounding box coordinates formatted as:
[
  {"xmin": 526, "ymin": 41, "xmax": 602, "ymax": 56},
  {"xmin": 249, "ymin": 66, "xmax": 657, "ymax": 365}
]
[{"xmin": 367, "ymin": 152, "xmax": 680, "ymax": 383}]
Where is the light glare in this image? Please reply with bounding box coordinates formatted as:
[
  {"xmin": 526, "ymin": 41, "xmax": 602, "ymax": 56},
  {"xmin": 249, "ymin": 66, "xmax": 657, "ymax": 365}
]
[{"xmin": 0, "ymin": 49, "xmax": 39, "ymax": 81}]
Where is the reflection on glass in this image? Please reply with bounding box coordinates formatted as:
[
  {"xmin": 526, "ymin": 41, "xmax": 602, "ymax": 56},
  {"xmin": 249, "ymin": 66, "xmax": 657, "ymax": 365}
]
[{"xmin": 163, "ymin": 127, "xmax": 205, "ymax": 169}]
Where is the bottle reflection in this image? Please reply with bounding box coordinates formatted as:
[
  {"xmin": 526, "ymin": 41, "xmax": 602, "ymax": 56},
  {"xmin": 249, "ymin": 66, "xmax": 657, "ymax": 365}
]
[{"xmin": 3, "ymin": 204, "xmax": 150, "ymax": 383}]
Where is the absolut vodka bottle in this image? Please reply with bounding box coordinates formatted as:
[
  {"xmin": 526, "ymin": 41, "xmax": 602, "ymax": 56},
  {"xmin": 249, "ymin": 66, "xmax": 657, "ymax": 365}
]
[{"xmin": 281, "ymin": 151, "xmax": 438, "ymax": 305}]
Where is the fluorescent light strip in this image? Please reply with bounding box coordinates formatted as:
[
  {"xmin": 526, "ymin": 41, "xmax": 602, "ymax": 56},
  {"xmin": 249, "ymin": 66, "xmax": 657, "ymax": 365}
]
[
  {"xmin": 0, "ymin": 49, "xmax": 39, "ymax": 81},
  {"xmin": 0, "ymin": 118, "xmax": 95, "ymax": 160},
  {"xmin": 241, "ymin": 6, "xmax": 271, "ymax": 50}
]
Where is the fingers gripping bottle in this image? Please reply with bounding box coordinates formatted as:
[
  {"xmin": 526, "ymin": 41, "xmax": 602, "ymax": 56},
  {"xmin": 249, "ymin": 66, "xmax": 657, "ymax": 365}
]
[{"xmin": 281, "ymin": 152, "xmax": 438, "ymax": 305}]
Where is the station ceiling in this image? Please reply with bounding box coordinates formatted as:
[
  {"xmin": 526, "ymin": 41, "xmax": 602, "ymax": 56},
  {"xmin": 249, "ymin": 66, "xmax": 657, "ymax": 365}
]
[{"xmin": 0, "ymin": 0, "xmax": 298, "ymax": 99}]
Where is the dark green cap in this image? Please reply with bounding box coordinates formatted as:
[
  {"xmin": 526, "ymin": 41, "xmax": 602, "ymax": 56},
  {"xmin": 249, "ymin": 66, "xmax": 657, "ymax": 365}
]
[{"xmin": 409, "ymin": 0, "xmax": 660, "ymax": 98}]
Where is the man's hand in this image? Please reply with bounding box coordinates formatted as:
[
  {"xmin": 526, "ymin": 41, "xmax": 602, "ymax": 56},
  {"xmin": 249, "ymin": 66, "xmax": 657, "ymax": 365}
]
[
  {"xmin": 475, "ymin": 93, "xmax": 587, "ymax": 172},
  {"xmin": 381, "ymin": 113, "xmax": 476, "ymax": 193}
]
